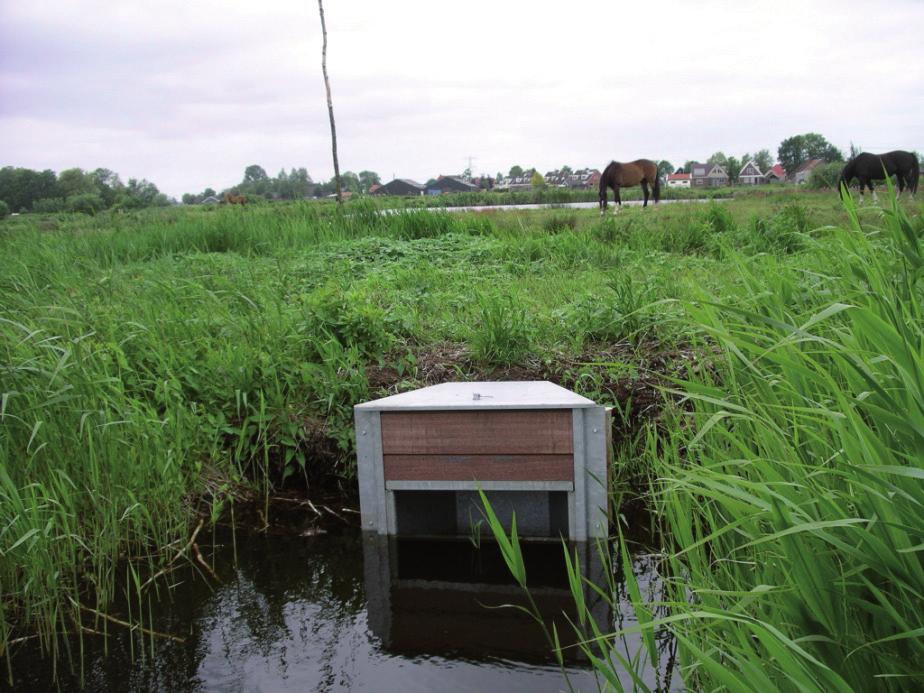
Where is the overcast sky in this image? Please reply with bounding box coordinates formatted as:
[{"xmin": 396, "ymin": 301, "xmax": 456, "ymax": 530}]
[{"xmin": 1, "ymin": 0, "xmax": 922, "ymax": 197}]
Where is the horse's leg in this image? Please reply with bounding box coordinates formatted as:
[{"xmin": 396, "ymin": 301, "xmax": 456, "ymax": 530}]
[
  {"xmin": 641, "ymin": 180, "xmax": 649, "ymax": 207},
  {"xmin": 614, "ymin": 186, "xmax": 622, "ymax": 213},
  {"xmin": 870, "ymin": 179, "xmax": 878, "ymax": 203}
]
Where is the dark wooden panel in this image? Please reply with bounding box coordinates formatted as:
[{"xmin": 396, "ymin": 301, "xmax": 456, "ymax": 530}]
[
  {"xmin": 384, "ymin": 454, "xmax": 573, "ymax": 481},
  {"xmin": 381, "ymin": 410, "xmax": 572, "ymax": 455}
]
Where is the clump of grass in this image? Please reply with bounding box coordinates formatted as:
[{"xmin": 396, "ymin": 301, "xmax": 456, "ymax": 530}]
[
  {"xmin": 561, "ymin": 274, "xmax": 660, "ymax": 348},
  {"xmin": 469, "ymin": 292, "xmax": 536, "ymax": 366},
  {"xmin": 746, "ymin": 201, "xmax": 812, "ymax": 253},
  {"xmin": 542, "ymin": 212, "xmax": 578, "ymax": 233}
]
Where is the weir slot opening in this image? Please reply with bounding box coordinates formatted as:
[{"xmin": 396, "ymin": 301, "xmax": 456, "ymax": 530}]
[{"xmin": 393, "ymin": 489, "xmax": 570, "ymax": 538}]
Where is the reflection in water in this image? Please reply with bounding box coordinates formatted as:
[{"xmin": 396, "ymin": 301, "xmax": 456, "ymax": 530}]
[{"xmin": 7, "ymin": 527, "xmax": 676, "ymax": 692}]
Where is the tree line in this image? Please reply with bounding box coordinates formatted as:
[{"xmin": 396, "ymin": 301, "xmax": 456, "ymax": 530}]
[
  {"xmin": 181, "ymin": 165, "xmax": 382, "ymax": 203},
  {"xmin": 0, "ymin": 166, "xmax": 170, "ymax": 215}
]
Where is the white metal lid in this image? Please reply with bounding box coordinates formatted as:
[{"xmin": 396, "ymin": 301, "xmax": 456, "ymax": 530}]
[{"xmin": 355, "ymin": 381, "xmax": 596, "ymax": 411}]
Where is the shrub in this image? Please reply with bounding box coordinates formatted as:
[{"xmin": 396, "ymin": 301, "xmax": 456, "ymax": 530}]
[
  {"xmin": 0, "ymin": 200, "xmax": 9, "ymax": 219},
  {"xmin": 31, "ymin": 197, "xmax": 67, "ymax": 213},
  {"xmin": 807, "ymin": 161, "xmax": 843, "ymax": 189},
  {"xmin": 66, "ymin": 192, "xmax": 104, "ymax": 215},
  {"xmin": 298, "ymin": 285, "xmax": 396, "ymax": 358}
]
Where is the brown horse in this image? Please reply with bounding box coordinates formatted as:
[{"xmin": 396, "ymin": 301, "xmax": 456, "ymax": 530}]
[
  {"xmin": 223, "ymin": 192, "xmax": 247, "ymax": 205},
  {"xmin": 599, "ymin": 159, "xmax": 660, "ymax": 213}
]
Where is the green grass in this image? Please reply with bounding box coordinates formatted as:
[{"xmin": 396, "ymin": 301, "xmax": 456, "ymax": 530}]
[
  {"xmin": 482, "ymin": 187, "xmax": 924, "ymax": 690},
  {"xmin": 0, "ymin": 189, "xmax": 920, "ymax": 686}
]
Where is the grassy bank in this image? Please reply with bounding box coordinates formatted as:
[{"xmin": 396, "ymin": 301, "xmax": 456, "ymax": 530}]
[
  {"xmin": 486, "ymin": 189, "xmax": 924, "ymax": 690},
  {"xmin": 0, "ymin": 191, "xmax": 919, "ymax": 684}
]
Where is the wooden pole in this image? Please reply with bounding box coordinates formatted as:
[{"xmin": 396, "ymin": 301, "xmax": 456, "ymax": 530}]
[{"xmin": 318, "ymin": 0, "xmax": 341, "ymax": 204}]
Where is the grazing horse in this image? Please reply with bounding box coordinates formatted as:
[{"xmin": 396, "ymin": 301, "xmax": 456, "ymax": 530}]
[
  {"xmin": 838, "ymin": 151, "xmax": 919, "ymax": 201},
  {"xmin": 599, "ymin": 159, "xmax": 660, "ymax": 213},
  {"xmin": 223, "ymin": 192, "xmax": 247, "ymax": 205}
]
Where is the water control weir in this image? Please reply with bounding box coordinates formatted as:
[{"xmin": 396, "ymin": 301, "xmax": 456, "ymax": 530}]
[{"xmin": 355, "ymin": 381, "xmax": 609, "ymax": 540}]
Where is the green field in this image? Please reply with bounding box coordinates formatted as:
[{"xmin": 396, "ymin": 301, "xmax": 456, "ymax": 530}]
[{"xmin": 1, "ymin": 189, "xmax": 922, "ymax": 688}]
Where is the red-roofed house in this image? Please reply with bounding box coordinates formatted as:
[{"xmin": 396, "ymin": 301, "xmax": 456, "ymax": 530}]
[
  {"xmin": 765, "ymin": 164, "xmax": 786, "ymax": 183},
  {"xmin": 667, "ymin": 172, "xmax": 691, "ymax": 188}
]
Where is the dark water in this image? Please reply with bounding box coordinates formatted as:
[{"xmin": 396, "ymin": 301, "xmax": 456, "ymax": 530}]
[{"xmin": 7, "ymin": 526, "xmax": 676, "ymax": 692}]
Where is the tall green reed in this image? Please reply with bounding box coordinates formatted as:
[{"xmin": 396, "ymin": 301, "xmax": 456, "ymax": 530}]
[{"xmin": 484, "ymin": 187, "xmax": 924, "ymax": 690}]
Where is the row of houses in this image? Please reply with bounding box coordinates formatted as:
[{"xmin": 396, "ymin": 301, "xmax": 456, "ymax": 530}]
[
  {"xmin": 666, "ymin": 159, "xmax": 824, "ymax": 188},
  {"xmin": 372, "ymin": 159, "xmax": 833, "ymax": 197},
  {"xmin": 371, "ymin": 169, "xmax": 604, "ymax": 196},
  {"xmin": 370, "ymin": 175, "xmax": 484, "ymax": 197},
  {"xmin": 505, "ymin": 168, "xmax": 602, "ymax": 191}
]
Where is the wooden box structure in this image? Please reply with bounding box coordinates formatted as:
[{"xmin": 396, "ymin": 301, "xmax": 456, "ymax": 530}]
[{"xmin": 355, "ymin": 381, "xmax": 609, "ymax": 540}]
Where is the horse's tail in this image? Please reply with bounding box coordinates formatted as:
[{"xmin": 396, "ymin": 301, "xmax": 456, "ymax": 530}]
[
  {"xmin": 837, "ymin": 162, "xmax": 852, "ymax": 200},
  {"xmin": 598, "ymin": 163, "xmax": 610, "ymax": 210},
  {"xmin": 911, "ymin": 155, "xmax": 920, "ymax": 194},
  {"xmin": 652, "ymin": 171, "xmax": 661, "ymax": 203},
  {"xmin": 598, "ymin": 164, "xmax": 609, "ymax": 199}
]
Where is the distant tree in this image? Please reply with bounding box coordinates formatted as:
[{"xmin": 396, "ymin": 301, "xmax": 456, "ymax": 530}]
[
  {"xmin": 683, "ymin": 160, "xmax": 696, "ymax": 174},
  {"xmin": 726, "ymin": 156, "xmax": 742, "ymax": 184},
  {"xmin": 358, "ymin": 170, "xmax": 380, "ymax": 192},
  {"xmin": 0, "ymin": 200, "xmax": 9, "ymax": 219},
  {"xmin": 90, "ymin": 168, "xmax": 123, "ymax": 207},
  {"xmin": 707, "ymin": 152, "xmax": 728, "ymax": 167},
  {"xmin": 560, "ymin": 165, "xmax": 573, "ymax": 175},
  {"xmin": 203, "ymin": 187, "xmax": 216, "ymax": 198},
  {"xmin": 0, "ymin": 167, "xmax": 60, "ymax": 211},
  {"xmin": 777, "ymin": 137, "xmax": 805, "ymax": 175},
  {"xmin": 244, "ymin": 165, "xmax": 269, "ymax": 183},
  {"xmin": 753, "ymin": 149, "xmax": 773, "ymax": 172},
  {"xmin": 509, "ymin": 165, "xmax": 524, "ymax": 178},
  {"xmin": 849, "ymin": 142, "xmax": 862, "ymax": 159},
  {"xmin": 289, "ymin": 168, "xmax": 313, "ymax": 198},
  {"xmin": 340, "ymin": 170, "xmax": 361, "ymax": 193},
  {"xmin": 425, "ymin": 178, "xmax": 438, "ymax": 188},
  {"xmin": 67, "ymin": 192, "xmax": 104, "ymax": 215},
  {"xmin": 181, "ymin": 193, "xmax": 196, "ymax": 205},
  {"xmin": 314, "ymin": 179, "xmax": 336, "ymax": 197},
  {"xmin": 530, "ymin": 170, "xmax": 546, "ymax": 188},
  {"xmin": 58, "ymin": 168, "xmax": 95, "ymax": 197},
  {"xmin": 119, "ymin": 178, "xmax": 168, "ymax": 208},
  {"xmin": 778, "ymin": 133, "xmax": 843, "ymax": 174},
  {"xmin": 495, "ymin": 171, "xmax": 504, "ymax": 183},
  {"xmin": 657, "ymin": 160, "xmax": 674, "ymax": 178}
]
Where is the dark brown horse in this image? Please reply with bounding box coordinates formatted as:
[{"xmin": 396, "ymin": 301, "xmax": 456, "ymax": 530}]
[
  {"xmin": 599, "ymin": 159, "xmax": 660, "ymax": 213},
  {"xmin": 838, "ymin": 151, "xmax": 919, "ymax": 202}
]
